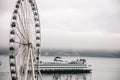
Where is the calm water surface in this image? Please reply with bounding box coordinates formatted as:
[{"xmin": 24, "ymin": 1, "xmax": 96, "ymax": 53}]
[{"xmin": 0, "ymin": 56, "xmax": 120, "ymax": 80}]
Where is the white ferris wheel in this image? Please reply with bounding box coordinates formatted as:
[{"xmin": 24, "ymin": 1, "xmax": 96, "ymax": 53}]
[{"xmin": 9, "ymin": 0, "xmax": 42, "ymax": 80}]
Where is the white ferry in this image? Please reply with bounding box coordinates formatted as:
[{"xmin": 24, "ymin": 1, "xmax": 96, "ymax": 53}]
[{"xmin": 39, "ymin": 57, "xmax": 92, "ymax": 73}]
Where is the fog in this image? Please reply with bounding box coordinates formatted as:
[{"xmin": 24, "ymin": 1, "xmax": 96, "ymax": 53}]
[{"xmin": 0, "ymin": 0, "xmax": 120, "ymax": 50}]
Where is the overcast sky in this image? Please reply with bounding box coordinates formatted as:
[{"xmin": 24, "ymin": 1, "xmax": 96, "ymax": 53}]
[{"xmin": 0, "ymin": 0, "xmax": 120, "ymax": 50}]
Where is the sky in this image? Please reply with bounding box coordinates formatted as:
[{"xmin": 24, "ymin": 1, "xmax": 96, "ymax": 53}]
[{"xmin": 0, "ymin": 0, "xmax": 120, "ymax": 50}]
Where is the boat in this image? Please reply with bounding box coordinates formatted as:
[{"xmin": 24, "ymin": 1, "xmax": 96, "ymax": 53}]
[{"xmin": 39, "ymin": 57, "xmax": 92, "ymax": 73}]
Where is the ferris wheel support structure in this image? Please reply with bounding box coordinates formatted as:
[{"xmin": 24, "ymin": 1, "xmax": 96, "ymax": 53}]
[{"xmin": 9, "ymin": 0, "xmax": 42, "ymax": 80}]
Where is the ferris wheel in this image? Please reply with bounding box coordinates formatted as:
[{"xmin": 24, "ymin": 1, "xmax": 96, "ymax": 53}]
[{"xmin": 9, "ymin": 0, "xmax": 42, "ymax": 80}]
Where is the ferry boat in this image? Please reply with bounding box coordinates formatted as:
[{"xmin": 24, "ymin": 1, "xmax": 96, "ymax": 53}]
[{"xmin": 39, "ymin": 57, "xmax": 92, "ymax": 73}]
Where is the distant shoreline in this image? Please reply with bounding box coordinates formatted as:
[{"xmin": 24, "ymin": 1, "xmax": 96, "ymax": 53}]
[
  {"xmin": 0, "ymin": 48, "xmax": 120, "ymax": 58},
  {"xmin": 0, "ymin": 54, "xmax": 120, "ymax": 58}
]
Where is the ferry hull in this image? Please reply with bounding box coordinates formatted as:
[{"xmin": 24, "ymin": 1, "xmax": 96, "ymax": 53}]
[
  {"xmin": 40, "ymin": 69, "xmax": 92, "ymax": 73},
  {"xmin": 39, "ymin": 66, "xmax": 92, "ymax": 73}
]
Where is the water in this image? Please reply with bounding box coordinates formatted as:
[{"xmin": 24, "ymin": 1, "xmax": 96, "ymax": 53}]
[{"xmin": 0, "ymin": 56, "xmax": 120, "ymax": 80}]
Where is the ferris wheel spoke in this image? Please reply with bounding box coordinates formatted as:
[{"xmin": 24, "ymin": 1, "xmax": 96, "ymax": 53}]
[
  {"xmin": 9, "ymin": 47, "xmax": 21, "ymax": 56},
  {"xmin": 15, "ymin": 30, "xmax": 27, "ymax": 43},
  {"xmin": 20, "ymin": 2, "xmax": 30, "ymax": 40},
  {"xmin": 15, "ymin": 30, "xmax": 23, "ymax": 42},
  {"xmin": 31, "ymin": 49, "xmax": 37, "ymax": 63},
  {"xmin": 22, "ymin": 47, "xmax": 31, "ymax": 62},
  {"xmin": 14, "ymin": 46, "xmax": 26, "ymax": 57},
  {"xmin": 24, "ymin": 52, "xmax": 30, "ymax": 80},
  {"xmin": 15, "ymin": 47, "xmax": 28, "ymax": 66},
  {"xmin": 22, "ymin": 48, "xmax": 29, "ymax": 65},
  {"xmin": 24, "ymin": 0, "xmax": 29, "ymax": 22},
  {"xmin": 30, "ymin": 49, "xmax": 36, "ymax": 80},
  {"xmin": 31, "ymin": 44, "xmax": 40, "ymax": 56},
  {"xmin": 31, "ymin": 45, "xmax": 40, "ymax": 58},
  {"xmin": 14, "ymin": 42, "xmax": 26, "ymax": 45},
  {"xmin": 23, "ymin": 48, "xmax": 29, "ymax": 62},
  {"xmin": 13, "ymin": 46, "xmax": 24, "ymax": 55},
  {"xmin": 19, "ymin": 47, "xmax": 30, "ymax": 63},
  {"xmin": 17, "ymin": 12, "xmax": 29, "ymax": 40},
  {"xmin": 30, "ymin": 46, "xmax": 38, "ymax": 62},
  {"xmin": 15, "ymin": 23, "xmax": 28, "ymax": 42},
  {"xmin": 24, "ymin": 0, "xmax": 30, "ymax": 31},
  {"xmin": 31, "ymin": 45, "xmax": 37, "ymax": 52}
]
